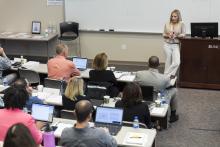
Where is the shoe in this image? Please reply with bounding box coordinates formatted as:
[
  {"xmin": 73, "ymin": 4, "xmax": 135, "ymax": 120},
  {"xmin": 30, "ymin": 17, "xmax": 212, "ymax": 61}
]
[{"xmin": 169, "ymin": 114, "xmax": 179, "ymax": 123}]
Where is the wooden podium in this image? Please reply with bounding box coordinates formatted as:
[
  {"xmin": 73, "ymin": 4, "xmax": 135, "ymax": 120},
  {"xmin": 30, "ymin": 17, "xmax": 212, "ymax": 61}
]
[{"xmin": 179, "ymin": 37, "xmax": 220, "ymax": 89}]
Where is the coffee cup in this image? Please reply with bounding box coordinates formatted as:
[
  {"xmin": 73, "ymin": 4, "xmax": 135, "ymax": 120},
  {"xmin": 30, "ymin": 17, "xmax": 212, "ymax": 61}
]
[
  {"xmin": 103, "ymin": 95, "xmax": 110, "ymax": 104},
  {"xmin": 155, "ymin": 100, "xmax": 161, "ymax": 107}
]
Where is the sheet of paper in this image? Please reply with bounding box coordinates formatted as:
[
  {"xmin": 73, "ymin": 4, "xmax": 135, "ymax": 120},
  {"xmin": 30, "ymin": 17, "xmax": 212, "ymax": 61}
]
[
  {"xmin": 151, "ymin": 107, "xmax": 164, "ymax": 114},
  {"xmin": 54, "ymin": 123, "xmax": 72, "ymax": 137},
  {"xmin": 43, "ymin": 87, "xmax": 60, "ymax": 95},
  {"xmin": 123, "ymin": 132, "xmax": 147, "ymax": 146},
  {"xmin": 36, "ymin": 92, "xmax": 51, "ymax": 100},
  {"xmin": 22, "ymin": 61, "xmax": 40, "ymax": 69},
  {"xmin": 119, "ymin": 75, "xmax": 135, "ymax": 81},
  {"xmin": 46, "ymin": 95, "xmax": 62, "ymax": 105},
  {"xmin": 114, "ymin": 71, "xmax": 125, "ymax": 79}
]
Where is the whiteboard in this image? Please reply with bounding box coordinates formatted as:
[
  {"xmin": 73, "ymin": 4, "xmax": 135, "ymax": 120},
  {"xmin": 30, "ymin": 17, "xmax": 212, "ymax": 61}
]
[{"xmin": 64, "ymin": 0, "xmax": 220, "ymax": 34}]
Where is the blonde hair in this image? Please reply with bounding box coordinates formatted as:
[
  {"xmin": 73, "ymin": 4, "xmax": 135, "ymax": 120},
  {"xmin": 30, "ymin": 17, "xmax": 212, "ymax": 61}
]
[
  {"xmin": 169, "ymin": 9, "xmax": 182, "ymax": 23},
  {"xmin": 56, "ymin": 44, "xmax": 68, "ymax": 55},
  {"xmin": 92, "ymin": 52, "xmax": 108, "ymax": 70},
  {"xmin": 64, "ymin": 77, "xmax": 84, "ymax": 101}
]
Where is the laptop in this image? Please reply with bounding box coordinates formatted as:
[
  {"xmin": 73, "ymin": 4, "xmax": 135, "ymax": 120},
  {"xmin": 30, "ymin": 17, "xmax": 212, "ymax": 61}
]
[
  {"xmin": 73, "ymin": 57, "xmax": 88, "ymax": 71},
  {"xmin": 95, "ymin": 106, "xmax": 123, "ymax": 136},
  {"xmin": 140, "ymin": 86, "xmax": 154, "ymax": 107},
  {"xmin": 31, "ymin": 103, "xmax": 54, "ymax": 122}
]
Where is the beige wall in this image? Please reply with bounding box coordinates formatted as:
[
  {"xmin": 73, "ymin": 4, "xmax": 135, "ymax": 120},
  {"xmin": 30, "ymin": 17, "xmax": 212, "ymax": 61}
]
[{"xmin": 0, "ymin": 0, "xmax": 165, "ymax": 62}]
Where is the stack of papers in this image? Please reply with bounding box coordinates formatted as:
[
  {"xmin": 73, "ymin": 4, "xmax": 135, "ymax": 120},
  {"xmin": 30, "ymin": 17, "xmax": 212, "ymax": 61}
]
[
  {"xmin": 120, "ymin": 75, "xmax": 135, "ymax": 81},
  {"xmin": 123, "ymin": 132, "xmax": 147, "ymax": 146},
  {"xmin": 54, "ymin": 123, "xmax": 73, "ymax": 137},
  {"xmin": 151, "ymin": 107, "xmax": 164, "ymax": 114},
  {"xmin": 114, "ymin": 71, "xmax": 125, "ymax": 79},
  {"xmin": 22, "ymin": 61, "xmax": 39, "ymax": 69}
]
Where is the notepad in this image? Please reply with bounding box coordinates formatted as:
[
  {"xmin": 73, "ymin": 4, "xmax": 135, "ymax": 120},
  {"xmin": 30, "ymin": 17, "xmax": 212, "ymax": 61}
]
[
  {"xmin": 123, "ymin": 132, "xmax": 147, "ymax": 146},
  {"xmin": 151, "ymin": 107, "xmax": 164, "ymax": 114},
  {"xmin": 54, "ymin": 123, "xmax": 73, "ymax": 137}
]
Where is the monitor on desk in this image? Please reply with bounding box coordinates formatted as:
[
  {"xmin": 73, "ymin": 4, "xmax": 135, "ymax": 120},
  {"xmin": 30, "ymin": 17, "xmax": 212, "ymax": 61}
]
[{"xmin": 191, "ymin": 22, "xmax": 218, "ymax": 38}]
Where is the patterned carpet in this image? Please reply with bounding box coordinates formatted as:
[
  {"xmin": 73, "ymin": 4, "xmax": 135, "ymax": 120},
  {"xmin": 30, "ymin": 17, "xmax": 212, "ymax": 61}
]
[{"xmin": 157, "ymin": 88, "xmax": 220, "ymax": 147}]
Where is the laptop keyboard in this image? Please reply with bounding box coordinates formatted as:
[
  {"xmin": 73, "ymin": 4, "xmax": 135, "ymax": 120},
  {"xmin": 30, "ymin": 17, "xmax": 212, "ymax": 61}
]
[{"xmin": 95, "ymin": 123, "xmax": 122, "ymax": 136}]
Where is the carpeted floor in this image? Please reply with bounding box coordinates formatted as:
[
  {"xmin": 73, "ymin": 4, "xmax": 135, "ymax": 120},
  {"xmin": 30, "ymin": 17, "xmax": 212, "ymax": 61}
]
[{"xmin": 157, "ymin": 88, "xmax": 220, "ymax": 147}]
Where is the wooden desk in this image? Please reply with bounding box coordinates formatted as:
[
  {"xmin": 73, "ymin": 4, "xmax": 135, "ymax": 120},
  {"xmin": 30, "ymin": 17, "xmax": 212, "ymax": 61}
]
[
  {"xmin": 53, "ymin": 117, "xmax": 156, "ymax": 147},
  {"xmin": 0, "ymin": 32, "xmax": 58, "ymax": 59},
  {"xmin": 179, "ymin": 37, "xmax": 220, "ymax": 89}
]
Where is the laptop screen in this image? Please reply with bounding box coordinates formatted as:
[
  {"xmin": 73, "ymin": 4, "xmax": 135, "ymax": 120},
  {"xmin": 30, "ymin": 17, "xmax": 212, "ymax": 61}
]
[
  {"xmin": 73, "ymin": 57, "xmax": 88, "ymax": 70},
  {"xmin": 31, "ymin": 104, "xmax": 54, "ymax": 122},
  {"xmin": 95, "ymin": 107, "xmax": 123, "ymax": 125}
]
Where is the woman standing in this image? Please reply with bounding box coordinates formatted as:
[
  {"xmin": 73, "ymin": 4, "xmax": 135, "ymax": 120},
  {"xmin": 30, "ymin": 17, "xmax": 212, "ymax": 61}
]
[{"xmin": 163, "ymin": 9, "xmax": 186, "ymax": 77}]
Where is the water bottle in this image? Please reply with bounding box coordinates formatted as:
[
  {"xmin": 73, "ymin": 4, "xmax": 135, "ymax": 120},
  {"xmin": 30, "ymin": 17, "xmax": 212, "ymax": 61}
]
[
  {"xmin": 157, "ymin": 92, "xmax": 161, "ymax": 100},
  {"xmin": 133, "ymin": 116, "xmax": 139, "ymax": 129},
  {"xmin": 3, "ymin": 77, "xmax": 8, "ymax": 86},
  {"xmin": 43, "ymin": 124, "xmax": 55, "ymax": 147},
  {"xmin": 160, "ymin": 90, "xmax": 166, "ymax": 105},
  {"xmin": 20, "ymin": 55, "xmax": 24, "ymax": 65}
]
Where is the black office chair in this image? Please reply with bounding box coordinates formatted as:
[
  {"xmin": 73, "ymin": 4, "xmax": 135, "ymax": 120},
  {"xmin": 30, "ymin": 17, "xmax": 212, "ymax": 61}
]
[
  {"xmin": 44, "ymin": 78, "xmax": 67, "ymax": 94},
  {"xmin": 58, "ymin": 21, "xmax": 81, "ymax": 56},
  {"xmin": 18, "ymin": 68, "xmax": 40, "ymax": 86}
]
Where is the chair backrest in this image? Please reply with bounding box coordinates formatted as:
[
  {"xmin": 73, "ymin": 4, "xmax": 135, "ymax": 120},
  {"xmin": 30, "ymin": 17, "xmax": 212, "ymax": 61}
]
[
  {"xmin": 18, "ymin": 69, "xmax": 40, "ymax": 85},
  {"xmin": 44, "ymin": 78, "xmax": 67, "ymax": 94},
  {"xmin": 140, "ymin": 85, "xmax": 154, "ymax": 101},
  {"xmin": 60, "ymin": 21, "xmax": 79, "ymax": 37},
  {"xmin": 85, "ymin": 81, "xmax": 112, "ymax": 100},
  {"xmin": 60, "ymin": 109, "xmax": 76, "ymax": 120}
]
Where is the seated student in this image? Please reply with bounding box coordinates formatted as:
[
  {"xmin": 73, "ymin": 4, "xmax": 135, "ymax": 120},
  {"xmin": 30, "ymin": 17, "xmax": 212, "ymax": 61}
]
[
  {"xmin": 3, "ymin": 123, "xmax": 38, "ymax": 147},
  {"xmin": 115, "ymin": 83, "xmax": 153, "ymax": 128},
  {"xmin": 47, "ymin": 44, "xmax": 80, "ymax": 81},
  {"xmin": 13, "ymin": 78, "xmax": 43, "ymax": 111},
  {"xmin": 62, "ymin": 77, "xmax": 89, "ymax": 110},
  {"xmin": 0, "ymin": 47, "xmax": 17, "ymax": 85},
  {"xmin": 135, "ymin": 56, "xmax": 178, "ymax": 123},
  {"xmin": 61, "ymin": 100, "xmax": 117, "ymax": 147},
  {"xmin": 89, "ymin": 52, "xmax": 119, "ymax": 97},
  {"xmin": 0, "ymin": 86, "xmax": 44, "ymax": 145}
]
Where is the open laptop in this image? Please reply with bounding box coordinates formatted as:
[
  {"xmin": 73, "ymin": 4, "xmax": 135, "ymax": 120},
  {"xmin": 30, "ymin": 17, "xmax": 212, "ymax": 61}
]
[
  {"xmin": 141, "ymin": 86, "xmax": 154, "ymax": 102},
  {"xmin": 73, "ymin": 57, "xmax": 88, "ymax": 71},
  {"xmin": 31, "ymin": 103, "xmax": 54, "ymax": 123},
  {"xmin": 95, "ymin": 106, "xmax": 123, "ymax": 136}
]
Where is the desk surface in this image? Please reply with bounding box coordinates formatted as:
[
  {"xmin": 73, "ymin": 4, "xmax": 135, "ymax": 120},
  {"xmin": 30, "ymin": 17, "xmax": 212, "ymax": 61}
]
[
  {"xmin": 53, "ymin": 117, "xmax": 156, "ymax": 147},
  {"xmin": 0, "ymin": 32, "xmax": 58, "ymax": 41},
  {"xmin": 103, "ymin": 98, "xmax": 169, "ymax": 117},
  {"xmin": 11, "ymin": 63, "xmax": 136, "ymax": 82}
]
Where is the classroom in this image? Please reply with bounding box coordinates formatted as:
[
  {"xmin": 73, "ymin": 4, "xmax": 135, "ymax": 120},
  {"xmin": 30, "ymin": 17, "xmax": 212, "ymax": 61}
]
[{"xmin": 0, "ymin": 0, "xmax": 219, "ymax": 147}]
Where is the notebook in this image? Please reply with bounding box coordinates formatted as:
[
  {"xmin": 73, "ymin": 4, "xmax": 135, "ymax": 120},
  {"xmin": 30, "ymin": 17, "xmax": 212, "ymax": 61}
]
[
  {"xmin": 73, "ymin": 57, "xmax": 88, "ymax": 71},
  {"xmin": 95, "ymin": 106, "xmax": 123, "ymax": 136},
  {"xmin": 31, "ymin": 103, "xmax": 54, "ymax": 122}
]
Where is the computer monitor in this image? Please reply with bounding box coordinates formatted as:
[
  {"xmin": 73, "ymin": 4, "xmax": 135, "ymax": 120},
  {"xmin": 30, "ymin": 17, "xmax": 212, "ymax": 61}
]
[{"xmin": 191, "ymin": 22, "xmax": 218, "ymax": 38}]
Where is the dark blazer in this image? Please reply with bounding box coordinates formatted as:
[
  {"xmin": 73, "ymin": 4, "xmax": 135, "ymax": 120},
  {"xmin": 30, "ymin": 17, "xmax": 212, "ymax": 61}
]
[
  {"xmin": 115, "ymin": 100, "xmax": 152, "ymax": 128},
  {"xmin": 89, "ymin": 70, "xmax": 119, "ymax": 97},
  {"xmin": 89, "ymin": 70, "xmax": 117, "ymax": 85},
  {"xmin": 62, "ymin": 95, "xmax": 89, "ymax": 110}
]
